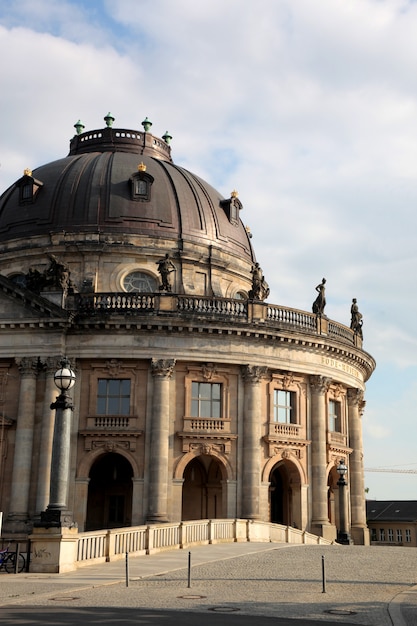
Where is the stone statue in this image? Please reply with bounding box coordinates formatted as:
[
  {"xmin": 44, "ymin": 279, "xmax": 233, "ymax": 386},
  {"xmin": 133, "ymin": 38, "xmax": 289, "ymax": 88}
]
[
  {"xmin": 312, "ymin": 278, "xmax": 326, "ymax": 316},
  {"xmin": 350, "ymin": 298, "xmax": 363, "ymax": 338},
  {"xmin": 156, "ymin": 253, "xmax": 175, "ymax": 292},
  {"xmin": 249, "ymin": 262, "xmax": 269, "ymax": 301},
  {"xmin": 25, "ymin": 267, "xmax": 47, "ymax": 294}
]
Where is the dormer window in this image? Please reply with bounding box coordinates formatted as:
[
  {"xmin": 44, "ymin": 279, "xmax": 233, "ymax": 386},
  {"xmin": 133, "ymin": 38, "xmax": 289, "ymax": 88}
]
[
  {"xmin": 220, "ymin": 190, "xmax": 242, "ymax": 225},
  {"xmin": 130, "ymin": 162, "xmax": 154, "ymax": 202},
  {"xmin": 17, "ymin": 169, "xmax": 43, "ymax": 205}
]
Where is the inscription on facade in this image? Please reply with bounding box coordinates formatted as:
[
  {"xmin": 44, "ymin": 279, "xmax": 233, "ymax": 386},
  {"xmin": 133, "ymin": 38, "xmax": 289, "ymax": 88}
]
[{"xmin": 320, "ymin": 357, "xmax": 360, "ymax": 379}]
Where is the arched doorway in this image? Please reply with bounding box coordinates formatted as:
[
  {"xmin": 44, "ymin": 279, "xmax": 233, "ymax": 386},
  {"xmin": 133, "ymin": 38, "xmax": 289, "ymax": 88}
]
[
  {"xmin": 269, "ymin": 460, "xmax": 302, "ymax": 528},
  {"xmin": 85, "ymin": 453, "xmax": 133, "ymax": 531},
  {"xmin": 182, "ymin": 456, "xmax": 223, "ymax": 520}
]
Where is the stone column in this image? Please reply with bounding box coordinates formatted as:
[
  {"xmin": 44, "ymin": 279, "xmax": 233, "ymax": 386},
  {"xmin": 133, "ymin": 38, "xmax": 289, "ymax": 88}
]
[
  {"xmin": 7, "ymin": 357, "xmax": 38, "ymax": 529},
  {"xmin": 309, "ymin": 375, "xmax": 331, "ymax": 535},
  {"xmin": 36, "ymin": 357, "xmax": 61, "ymax": 515},
  {"xmin": 241, "ymin": 365, "xmax": 268, "ymax": 520},
  {"xmin": 347, "ymin": 388, "xmax": 369, "ymax": 545},
  {"xmin": 147, "ymin": 358, "xmax": 175, "ymax": 523}
]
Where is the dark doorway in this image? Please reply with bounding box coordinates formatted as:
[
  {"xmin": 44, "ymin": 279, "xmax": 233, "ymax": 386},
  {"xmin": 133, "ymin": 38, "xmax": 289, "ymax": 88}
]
[
  {"xmin": 86, "ymin": 453, "xmax": 133, "ymax": 531},
  {"xmin": 270, "ymin": 464, "xmax": 291, "ymax": 525},
  {"xmin": 182, "ymin": 456, "xmax": 223, "ymax": 520}
]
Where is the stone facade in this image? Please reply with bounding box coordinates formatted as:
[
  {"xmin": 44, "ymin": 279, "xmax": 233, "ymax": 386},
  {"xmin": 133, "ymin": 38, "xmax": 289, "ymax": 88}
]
[{"xmin": 0, "ymin": 118, "xmax": 375, "ymax": 544}]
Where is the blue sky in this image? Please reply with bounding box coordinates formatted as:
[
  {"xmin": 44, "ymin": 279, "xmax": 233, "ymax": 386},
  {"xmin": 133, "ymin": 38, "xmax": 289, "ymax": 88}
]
[{"xmin": 1, "ymin": 0, "xmax": 417, "ymax": 499}]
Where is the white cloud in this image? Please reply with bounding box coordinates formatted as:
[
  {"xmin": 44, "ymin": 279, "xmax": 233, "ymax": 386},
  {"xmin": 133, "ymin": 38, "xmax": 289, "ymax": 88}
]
[{"xmin": 1, "ymin": 0, "xmax": 417, "ymax": 498}]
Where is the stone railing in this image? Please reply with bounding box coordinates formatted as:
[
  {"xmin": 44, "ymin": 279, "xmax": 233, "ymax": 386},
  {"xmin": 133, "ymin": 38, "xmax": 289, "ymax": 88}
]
[
  {"xmin": 182, "ymin": 417, "xmax": 232, "ymax": 433},
  {"xmin": 76, "ymin": 519, "xmax": 334, "ymax": 566},
  {"xmin": 73, "ymin": 293, "xmax": 360, "ymax": 348},
  {"xmin": 268, "ymin": 423, "xmax": 302, "ymax": 438}
]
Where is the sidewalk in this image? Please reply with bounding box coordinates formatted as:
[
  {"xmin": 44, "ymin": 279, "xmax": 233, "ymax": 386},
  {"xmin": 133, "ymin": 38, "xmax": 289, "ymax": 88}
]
[{"xmin": 0, "ymin": 542, "xmax": 416, "ymax": 625}]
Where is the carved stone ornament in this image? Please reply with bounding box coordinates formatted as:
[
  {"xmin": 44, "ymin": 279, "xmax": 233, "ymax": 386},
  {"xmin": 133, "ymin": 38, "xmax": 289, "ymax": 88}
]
[
  {"xmin": 282, "ymin": 372, "xmax": 295, "ymax": 389},
  {"xmin": 105, "ymin": 359, "xmax": 123, "ymax": 377},
  {"xmin": 333, "ymin": 383, "xmax": 344, "ymax": 399},
  {"xmin": 202, "ymin": 363, "xmax": 217, "ymax": 380},
  {"xmin": 347, "ymin": 388, "xmax": 364, "ymax": 407},
  {"xmin": 309, "ymin": 375, "xmax": 331, "ymax": 394},
  {"xmin": 241, "ymin": 364, "xmax": 268, "ymax": 384},
  {"xmin": 151, "ymin": 358, "xmax": 176, "ymax": 379},
  {"xmin": 15, "ymin": 356, "xmax": 39, "ymax": 377}
]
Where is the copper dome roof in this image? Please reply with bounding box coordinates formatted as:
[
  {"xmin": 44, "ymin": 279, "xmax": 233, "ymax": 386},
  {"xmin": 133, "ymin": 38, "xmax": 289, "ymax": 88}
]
[{"xmin": 0, "ymin": 121, "xmax": 255, "ymax": 264}]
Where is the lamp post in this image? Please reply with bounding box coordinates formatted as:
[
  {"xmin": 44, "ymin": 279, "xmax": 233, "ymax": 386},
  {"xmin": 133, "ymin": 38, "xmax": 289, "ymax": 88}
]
[
  {"xmin": 39, "ymin": 357, "xmax": 76, "ymax": 528},
  {"xmin": 336, "ymin": 459, "xmax": 351, "ymax": 544}
]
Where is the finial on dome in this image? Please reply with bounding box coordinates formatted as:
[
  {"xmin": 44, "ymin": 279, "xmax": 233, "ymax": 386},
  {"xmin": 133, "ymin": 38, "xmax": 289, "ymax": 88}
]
[
  {"xmin": 138, "ymin": 162, "xmax": 147, "ymax": 172},
  {"xmin": 24, "ymin": 168, "xmax": 32, "ymax": 177},
  {"xmin": 162, "ymin": 131, "xmax": 172, "ymax": 145},
  {"xmin": 104, "ymin": 112, "xmax": 115, "ymax": 127},
  {"xmin": 231, "ymin": 190, "xmax": 238, "ymax": 198},
  {"xmin": 142, "ymin": 117, "xmax": 152, "ymax": 132},
  {"xmin": 74, "ymin": 120, "xmax": 85, "ymax": 135}
]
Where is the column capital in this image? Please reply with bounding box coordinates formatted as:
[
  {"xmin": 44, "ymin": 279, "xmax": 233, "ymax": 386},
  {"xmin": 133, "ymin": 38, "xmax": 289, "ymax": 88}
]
[
  {"xmin": 41, "ymin": 356, "xmax": 64, "ymax": 376},
  {"xmin": 15, "ymin": 357, "xmax": 39, "ymax": 378},
  {"xmin": 151, "ymin": 358, "xmax": 176, "ymax": 379},
  {"xmin": 347, "ymin": 388, "xmax": 364, "ymax": 407},
  {"xmin": 309, "ymin": 375, "xmax": 331, "ymax": 394},
  {"xmin": 241, "ymin": 364, "xmax": 268, "ymax": 383}
]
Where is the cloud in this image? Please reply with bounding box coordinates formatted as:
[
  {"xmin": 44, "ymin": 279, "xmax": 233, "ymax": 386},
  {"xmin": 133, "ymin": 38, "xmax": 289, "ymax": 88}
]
[{"xmin": 1, "ymin": 0, "xmax": 417, "ymax": 498}]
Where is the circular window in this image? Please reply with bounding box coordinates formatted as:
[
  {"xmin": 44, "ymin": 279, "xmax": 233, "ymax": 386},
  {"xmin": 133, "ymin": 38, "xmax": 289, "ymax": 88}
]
[
  {"xmin": 123, "ymin": 271, "xmax": 157, "ymax": 293},
  {"xmin": 9, "ymin": 273, "xmax": 27, "ymax": 288}
]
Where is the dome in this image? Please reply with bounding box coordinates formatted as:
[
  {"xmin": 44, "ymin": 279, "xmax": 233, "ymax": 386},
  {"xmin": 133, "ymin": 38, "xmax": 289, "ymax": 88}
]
[{"xmin": 0, "ymin": 121, "xmax": 254, "ymax": 264}]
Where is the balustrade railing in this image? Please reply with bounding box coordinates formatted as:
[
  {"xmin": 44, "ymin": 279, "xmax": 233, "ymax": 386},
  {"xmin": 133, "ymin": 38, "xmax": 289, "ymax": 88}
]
[
  {"xmin": 74, "ymin": 292, "xmax": 357, "ymax": 347},
  {"xmin": 76, "ymin": 519, "xmax": 334, "ymax": 566},
  {"xmin": 267, "ymin": 305, "xmax": 317, "ymax": 331},
  {"xmin": 177, "ymin": 296, "xmax": 247, "ymax": 317}
]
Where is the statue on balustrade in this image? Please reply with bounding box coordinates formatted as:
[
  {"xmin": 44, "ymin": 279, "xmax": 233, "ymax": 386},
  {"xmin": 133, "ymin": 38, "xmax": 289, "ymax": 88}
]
[
  {"xmin": 156, "ymin": 253, "xmax": 176, "ymax": 292},
  {"xmin": 312, "ymin": 278, "xmax": 326, "ymax": 316},
  {"xmin": 350, "ymin": 298, "xmax": 363, "ymax": 338},
  {"xmin": 249, "ymin": 262, "xmax": 269, "ymax": 301}
]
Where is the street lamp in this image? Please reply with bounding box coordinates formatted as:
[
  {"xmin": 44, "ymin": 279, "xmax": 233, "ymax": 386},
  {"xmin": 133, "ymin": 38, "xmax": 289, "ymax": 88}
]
[
  {"xmin": 336, "ymin": 459, "xmax": 351, "ymax": 544},
  {"xmin": 39, "ymin": 357, "xmax": 76, "ymax": 528}
]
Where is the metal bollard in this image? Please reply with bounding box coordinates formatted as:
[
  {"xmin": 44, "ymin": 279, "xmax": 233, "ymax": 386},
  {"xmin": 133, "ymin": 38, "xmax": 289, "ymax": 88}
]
[
  {"xmin": 125, "ymin": 551, "xmax": 129, "ymax": 587},
  {"xmin": 321, "ymin": 555, "xmax": 326, "ymax": 593},
  {"xmin": 187, "ymin": 551, "xmax": 191, "ymax": 588}
]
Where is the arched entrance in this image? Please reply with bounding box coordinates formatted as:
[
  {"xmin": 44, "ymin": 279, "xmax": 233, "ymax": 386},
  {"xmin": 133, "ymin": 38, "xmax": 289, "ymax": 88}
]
[
  {"xmin": 85, "ymin": 453, "xmax": 133, "ymax": 531},
  {"xmin": 269, "ymin": 460, "xmax": 302, "ymax": 528},
  {"xmin": 182, "ymin": 456, "xmax": 223, "ymax": 520}
]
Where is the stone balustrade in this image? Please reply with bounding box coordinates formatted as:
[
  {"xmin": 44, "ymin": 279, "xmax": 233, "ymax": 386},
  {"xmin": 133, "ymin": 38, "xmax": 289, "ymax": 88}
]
[{"xmin": 74, "ymin": 293, "xmax": 360, "ymax": 348}]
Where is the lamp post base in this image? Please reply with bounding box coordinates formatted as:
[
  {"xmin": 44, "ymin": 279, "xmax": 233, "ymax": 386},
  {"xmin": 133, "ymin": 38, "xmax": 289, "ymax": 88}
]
[
  {"xmin": 35, "ymin": 509, "xmax": 77, "ymax": 529},
  {"xmin": 337, "ymin": 531, "xmax": 352, "ymax": 545}
]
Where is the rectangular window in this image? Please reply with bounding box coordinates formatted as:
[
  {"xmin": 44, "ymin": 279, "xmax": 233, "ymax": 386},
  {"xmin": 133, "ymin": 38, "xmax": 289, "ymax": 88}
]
[
  {"xmin": 379, "ymin": 528, "xmax": 385, "ymax": 542},
  {"xmin": 273, "ymin": 390, "xmax": 296, "ymax": 424},
  {"xmin": 371, "ymin": 528, "xmax": 377, "ymax": 542},
  {"xmin": 388, "ymin": 528, "xmax": 394, "ymax": 542},
  {"xmin": 191, "ymin": 382, "xmax": 221, "ymax": 418},
  {"xmin": 97, "ymin": 379, "xmax": 131, "ymax": 415},
  {"xmin": 397, "ymin": 529, "xmax": 403, "ymax": 543},
  {"xmin": 328, "ymin": 400, "xmax": 341, "ymax": 432},
  {"xmin": 406, "ymin": 529, "xmax": 412, "ymax": 543}
]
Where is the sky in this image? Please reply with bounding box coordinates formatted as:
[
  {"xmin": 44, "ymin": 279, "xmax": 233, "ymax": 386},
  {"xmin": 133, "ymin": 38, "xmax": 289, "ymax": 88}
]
[{"xmin": 1, "ymin": 0, "xmax": 417, "ymax": 500}]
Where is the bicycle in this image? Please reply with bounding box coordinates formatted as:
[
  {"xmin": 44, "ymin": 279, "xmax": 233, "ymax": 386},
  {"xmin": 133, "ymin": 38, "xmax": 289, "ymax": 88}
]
[{"xmin": 0, "ymin": 545, "xmax": 25, "ymax": 573}]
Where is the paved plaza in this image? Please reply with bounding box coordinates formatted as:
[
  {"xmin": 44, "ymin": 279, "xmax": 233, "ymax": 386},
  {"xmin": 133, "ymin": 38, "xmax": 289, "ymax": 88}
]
[{"xmin": 0, "ymin": 542, "xmax": 416, "ymax": 625}]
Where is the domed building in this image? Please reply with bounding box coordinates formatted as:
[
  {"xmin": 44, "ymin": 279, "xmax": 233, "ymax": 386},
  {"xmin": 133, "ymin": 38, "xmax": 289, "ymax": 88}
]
[{"xmin": 0, "ymin": 115, "xmax": 375, "ymax": 545}]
